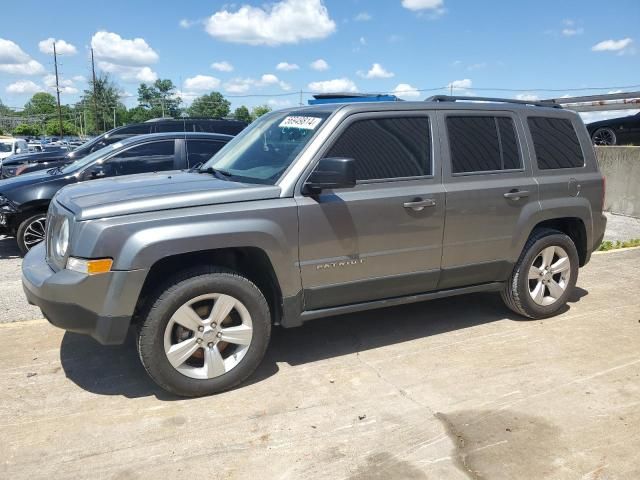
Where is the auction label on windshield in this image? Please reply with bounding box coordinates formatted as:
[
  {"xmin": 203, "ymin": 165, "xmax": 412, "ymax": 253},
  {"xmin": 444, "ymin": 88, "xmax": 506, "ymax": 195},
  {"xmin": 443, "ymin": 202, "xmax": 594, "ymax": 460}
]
[{"xmin": 279, "ymin": 116, "xmax": 322, "ymax": 130}]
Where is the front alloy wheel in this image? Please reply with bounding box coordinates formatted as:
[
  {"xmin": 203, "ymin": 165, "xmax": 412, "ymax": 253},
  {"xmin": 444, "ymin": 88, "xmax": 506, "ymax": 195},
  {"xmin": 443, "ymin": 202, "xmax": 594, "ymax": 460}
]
[
  {"xmin": 137, "ymin": 268, "xmax": 271, "ymax": 397},
  {"xmin": 592, "ymin": 128, "xmax": 616, "ymax": 146},
  {"xmin": 164, "ymin": 293, "xmax": 254, "ymax": 380},
  {"xmin": 17, "ymin": 213, "xmax": 47, "ymax": 255}
]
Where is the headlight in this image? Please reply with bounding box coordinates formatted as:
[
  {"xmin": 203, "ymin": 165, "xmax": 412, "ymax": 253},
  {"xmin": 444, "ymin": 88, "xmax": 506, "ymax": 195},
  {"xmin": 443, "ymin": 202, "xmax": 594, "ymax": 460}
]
[{"xmin": 54, "ymin": 218, "xmax": 69, "ymax": 258}]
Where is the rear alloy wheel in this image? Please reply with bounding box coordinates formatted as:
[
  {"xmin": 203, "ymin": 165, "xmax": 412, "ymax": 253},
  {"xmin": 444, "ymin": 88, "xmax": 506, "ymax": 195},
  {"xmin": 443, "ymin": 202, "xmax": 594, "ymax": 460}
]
[
  {"xmin": 17, "ymin": 213, "xmax": 47, "ymax": 255},
  {"xmin": 592, "ymin": 127, "xmax": 617, "ymax": 146},
  {"xmin": 501, "ymin": 228, "xmax": 579, "ymax": 319},
  {"xmin": 137, "ymin": 268, "xmax": 271, "ymax": 397}
]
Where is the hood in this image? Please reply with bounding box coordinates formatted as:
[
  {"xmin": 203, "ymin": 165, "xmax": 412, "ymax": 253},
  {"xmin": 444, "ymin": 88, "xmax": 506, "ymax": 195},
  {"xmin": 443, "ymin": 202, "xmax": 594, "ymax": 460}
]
[
  {"xmin": 2, "ymin": 150, "xmax": 68, "ymax": 165},
  {"xmin": 55, "ymin": 170, "xmax": 282, "ymax": 220},
  {"xmin": 0, "ymin": 169, "xmax": 65, "ymax": 195}
]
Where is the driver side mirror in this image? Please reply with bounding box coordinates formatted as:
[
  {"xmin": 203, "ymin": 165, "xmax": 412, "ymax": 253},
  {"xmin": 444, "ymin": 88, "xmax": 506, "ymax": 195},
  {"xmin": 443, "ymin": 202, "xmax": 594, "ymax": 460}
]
[
  {"xmin": 91, "ymin": 165, "xmax": 106, "ymax": 179},
  {"xmin": 303, "ymin": 157, "xmax": 356, "ymax": 194}
]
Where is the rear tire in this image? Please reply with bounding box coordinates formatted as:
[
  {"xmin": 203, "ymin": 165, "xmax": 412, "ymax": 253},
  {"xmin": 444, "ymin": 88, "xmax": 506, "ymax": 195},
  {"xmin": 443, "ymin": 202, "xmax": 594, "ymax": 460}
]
[
  {"xmin": 16, "ymin": 213, "xmax": 47, "ymax": 256},
  {"xmin": 137, "ymin": 267, "xmax": 271, "ymax": 397},
  {"xmin": 592, "ymin": 127, "xmax": 617, "ymax": 146},
  {"xmin": 501, "ymin": 228, "xmax": 579, "ymax": 319}
]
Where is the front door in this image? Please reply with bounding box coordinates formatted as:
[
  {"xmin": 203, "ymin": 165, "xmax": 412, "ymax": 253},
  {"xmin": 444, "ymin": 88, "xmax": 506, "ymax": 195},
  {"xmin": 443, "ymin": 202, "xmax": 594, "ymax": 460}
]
[
  {"xmin": 438, "ymin": 111, "xmax": 540, "ymax": 289},
  {"xmin": 296, "ymin": 112, "xmax": 445, "ymax": 310}
]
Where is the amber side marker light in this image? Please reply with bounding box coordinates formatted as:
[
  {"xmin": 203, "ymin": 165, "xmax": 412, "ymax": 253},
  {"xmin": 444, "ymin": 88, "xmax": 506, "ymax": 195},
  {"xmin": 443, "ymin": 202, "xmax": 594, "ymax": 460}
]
[{"xmin": 67, "ymin": 257, "xmax": 113, "ymax": 275}]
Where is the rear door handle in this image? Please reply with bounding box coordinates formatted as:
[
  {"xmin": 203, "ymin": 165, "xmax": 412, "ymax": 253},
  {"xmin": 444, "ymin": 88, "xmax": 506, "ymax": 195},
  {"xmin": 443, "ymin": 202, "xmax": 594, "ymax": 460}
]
[
  {"xmin": 503, "ymin": 190, "xmax": 530, "ymax": 200},
  {"xmin": 403, "ymin": 198, "xmax": 437, "ymax": 211}
]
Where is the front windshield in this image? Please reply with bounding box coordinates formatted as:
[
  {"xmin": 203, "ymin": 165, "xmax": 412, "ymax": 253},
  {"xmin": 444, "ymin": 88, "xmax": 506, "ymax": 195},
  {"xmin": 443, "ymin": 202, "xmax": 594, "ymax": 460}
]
[
  {"xmin": 60, "ymin": 141, "xmax": 125, "ymax": 174},
  {"xmin": 0, "ymin": 143, "xmax": 12, "ymax": 153},
  {"xmin": 201, "ymin": 110, "xmax": 330, "ymax": 184}
]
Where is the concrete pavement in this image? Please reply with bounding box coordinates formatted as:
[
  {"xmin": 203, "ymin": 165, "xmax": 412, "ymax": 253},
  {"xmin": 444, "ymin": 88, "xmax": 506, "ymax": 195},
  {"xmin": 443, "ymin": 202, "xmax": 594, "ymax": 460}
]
[{"xmin": 1, "ymin": 248, "xmax": 639, "ymax": 479}]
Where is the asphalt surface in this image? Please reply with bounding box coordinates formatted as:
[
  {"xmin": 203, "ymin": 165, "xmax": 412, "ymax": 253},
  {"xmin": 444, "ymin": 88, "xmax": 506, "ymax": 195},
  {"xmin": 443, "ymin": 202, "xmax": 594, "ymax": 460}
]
[{"xmin": 0, "ymin": 237, "xmax": 639, "ymax": 478}]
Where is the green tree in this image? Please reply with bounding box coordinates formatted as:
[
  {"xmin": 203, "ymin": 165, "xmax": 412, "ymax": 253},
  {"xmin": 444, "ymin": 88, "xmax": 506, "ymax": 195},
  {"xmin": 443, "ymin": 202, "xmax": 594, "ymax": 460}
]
[
  {"xmin": 233, "ymin": 105, "xmax": 252, "ymax": 123},
  {"xmin": 81, "ymin": 73, "xmax": 125, "ymax": 134},
  {"xmin": 187, "ymin": 92, "xmax": 230, "ymax": 118},
  {"xmin": 23, "ymin": 92, "xmax": 56, "ymax": 116},
  {"xmin": 251, "ymin": 104, "xmax": 272, "ymax": 121},
  {"xmin": 137, "ymin": 79, "xmax": 181, "ymax": 118},
  {"xmin": 45, "ymin": 119, "xmax": 77, "ymax": 136},
  {"xmin": 13, "ymin": 123, "xmax": 41, "ymax": 136}
]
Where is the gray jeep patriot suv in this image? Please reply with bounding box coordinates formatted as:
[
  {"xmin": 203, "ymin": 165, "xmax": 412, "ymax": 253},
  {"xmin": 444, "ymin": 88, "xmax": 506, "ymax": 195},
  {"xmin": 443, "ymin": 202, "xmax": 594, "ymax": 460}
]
[{"xmin": 22, "ymin": 96, "xmax": 607, "ymax": 397}]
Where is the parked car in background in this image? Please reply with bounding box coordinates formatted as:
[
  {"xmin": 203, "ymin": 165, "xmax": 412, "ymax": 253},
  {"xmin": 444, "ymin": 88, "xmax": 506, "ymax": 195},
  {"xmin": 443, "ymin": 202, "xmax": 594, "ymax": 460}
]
[
  {"xmin": 0, "ymin": 137, "xmax": 29, "ymax": 163},
  {"xmin": 0, "ymin": 118, "xmax": 247, "ymax": 178},
  {"xmin": 0, "ymin": 132, "xmax": 231, "ymax": 253},
  {"xmin": 1, "ymin": 145, "xmax": 71, "ymax": 179},
  {"xmin": 22, "ymin": 97, "xmax": 606, "ymax": 397},
  {"xmin": 587, "ymin": 111, "xmax": 640, "ymax": 145}
]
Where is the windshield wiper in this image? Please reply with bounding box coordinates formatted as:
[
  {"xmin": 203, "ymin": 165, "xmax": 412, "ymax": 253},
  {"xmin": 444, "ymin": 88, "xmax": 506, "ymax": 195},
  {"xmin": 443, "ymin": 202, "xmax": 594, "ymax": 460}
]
[
  {"xmin": 198, "ymin": 166, "xmax": 233, "ymax": 181},
  {"xmin": 47, "ymin": 165, "xmax": 64, "ymax": 175}
]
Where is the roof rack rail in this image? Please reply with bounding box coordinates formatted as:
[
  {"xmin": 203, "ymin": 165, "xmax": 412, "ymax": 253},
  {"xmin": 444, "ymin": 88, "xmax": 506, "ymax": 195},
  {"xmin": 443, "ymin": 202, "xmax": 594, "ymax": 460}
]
[{"xmin": 426, "ymin": 95, "xmax": 562, "ymax": 109}]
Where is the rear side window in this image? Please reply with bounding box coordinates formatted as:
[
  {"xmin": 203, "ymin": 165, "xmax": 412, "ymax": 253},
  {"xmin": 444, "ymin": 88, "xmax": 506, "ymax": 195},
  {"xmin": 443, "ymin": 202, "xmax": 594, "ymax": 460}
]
[
  {"xmin": 447, "ymin": 116, "xmax": 521, "ymax": 173},
  {"xmin": 119, "ymin": 124, "xmax": 152, "ymax": 135},
  {"xmin": 186, "ymin": 140, "xmax": 225, "ymax": 167},
  {"xmin": 326, "ymin": 117, "xmax": 431, "ymax": 181},
  {"xmin": 528, "ymin": 117, "xmax": 584, "ymax": 169}
]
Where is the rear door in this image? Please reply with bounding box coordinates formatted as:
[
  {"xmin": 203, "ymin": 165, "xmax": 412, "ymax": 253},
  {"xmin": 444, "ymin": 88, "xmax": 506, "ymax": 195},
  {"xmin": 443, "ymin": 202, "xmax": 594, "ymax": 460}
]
[
  {"xmin": 296, "ymin": 112, "xmax": 445, "ymax": 310},
  {"xmin": 438, "ymin": 111, "xmax": 540, "ymax": 289}
]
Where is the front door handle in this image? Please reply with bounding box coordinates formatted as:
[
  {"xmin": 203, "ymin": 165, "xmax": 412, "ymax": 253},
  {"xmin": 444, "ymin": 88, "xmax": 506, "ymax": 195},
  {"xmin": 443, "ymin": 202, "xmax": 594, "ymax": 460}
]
[
  {"xmin": 503, "ymin": 190, "xmax": 530, "ymax": 200},
  {"xmin": 403, "ymin": 198, "xmax": 436, "ymax": 211}
]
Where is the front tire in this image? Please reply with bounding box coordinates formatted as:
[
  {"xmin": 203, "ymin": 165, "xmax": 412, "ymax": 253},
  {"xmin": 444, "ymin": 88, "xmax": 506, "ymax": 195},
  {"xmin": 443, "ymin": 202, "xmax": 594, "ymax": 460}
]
[
  {"xmin": 137, "ymin": 268, "xmax": 271, "ymax": 397},
  {"xmin": 17, "ymin": 213, "xmax": 47, "ymax": 255},
  {"xmin": 501, "ymin": 229, "xmax": 579, "ymax": 319}
]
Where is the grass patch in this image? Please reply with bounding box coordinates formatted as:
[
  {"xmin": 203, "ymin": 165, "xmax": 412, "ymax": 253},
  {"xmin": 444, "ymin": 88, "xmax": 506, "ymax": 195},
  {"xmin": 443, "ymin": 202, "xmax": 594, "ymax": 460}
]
[{"xmin": 598, "ymin": 238, "xmax": 640, "ymax": 251}]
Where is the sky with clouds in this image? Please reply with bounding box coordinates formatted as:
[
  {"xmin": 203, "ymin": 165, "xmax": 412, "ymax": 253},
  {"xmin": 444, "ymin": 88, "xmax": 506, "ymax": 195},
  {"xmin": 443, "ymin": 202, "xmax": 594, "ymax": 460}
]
[{"xmin": 0, "ymin": 0, "xmax": 638, "ymax": 121}]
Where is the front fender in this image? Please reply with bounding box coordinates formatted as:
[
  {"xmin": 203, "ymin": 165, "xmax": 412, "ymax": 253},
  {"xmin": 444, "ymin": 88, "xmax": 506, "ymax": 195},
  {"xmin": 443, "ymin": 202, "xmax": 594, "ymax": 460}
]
[{"xmin": 71, "ymin": 198, "xmax": 301, "ymax": 297}]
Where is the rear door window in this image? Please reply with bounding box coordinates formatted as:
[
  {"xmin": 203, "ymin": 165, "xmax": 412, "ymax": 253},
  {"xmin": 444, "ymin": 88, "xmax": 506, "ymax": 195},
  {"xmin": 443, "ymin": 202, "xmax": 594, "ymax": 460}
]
[
  {"xmin": 326, "ymin": 116, "xmax": 432, "ymax": 181},
  {"xmin": 527, "ymin": 117, "xmax": 584, "ymax": 169},
  {"xmin": 186, "ymin": 139, "xmax": 226, "ymax": 167},
  {"xmin": 446, "ymin": 116, "xmax": 522, "ymax": 174},
  {"xmin": 102, "ymin": 140, "xmax": 176, "ymax": 176}
]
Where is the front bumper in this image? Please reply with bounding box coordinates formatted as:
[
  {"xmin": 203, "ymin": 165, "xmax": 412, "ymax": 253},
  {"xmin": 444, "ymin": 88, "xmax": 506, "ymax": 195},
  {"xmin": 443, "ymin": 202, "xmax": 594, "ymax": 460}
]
[{"xmin": 22, "ymin": 243, "xmax": 148, "ymax": 345}]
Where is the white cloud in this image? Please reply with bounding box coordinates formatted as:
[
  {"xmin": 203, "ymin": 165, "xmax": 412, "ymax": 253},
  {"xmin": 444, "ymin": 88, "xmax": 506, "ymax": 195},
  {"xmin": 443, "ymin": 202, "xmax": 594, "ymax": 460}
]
[
  {"xmin": 38, "ymin": 38, "xmax": 77, "ymax": 55},
  {"xmin": 6, "ymin": 80, "xmax": 41, "ymax": 94},
  {"xmin": 515, "ymin": 93, "xmax": 539, "ymax": 101},
  {"xmin": 224, "ymin": 74, "xmax": 290, "ymax": 94},
  {"xmin": 72, "ymin": 75, "xmax": 86, "ymax": 82},
  {"xmin": 580, "ymin": 110, "xmax": 640, "ymax": 123},
  {"xmin": 276, "ymin": 62, "xmax": 299, "ymax": 71},
  {"xmin": 184, "ymin": 75, "xmax": 222, "ymax": 92},
  {"xmin": 0, "ymin": 39, "xmax": 45, "ymax": 75},
  {"xmin": 211, "ymin": 61, "xmax": 234, "ymax": 72},
  {"xmin": 359, "ymin": 63, "xmax": 394, "ymax": 79},
  {"xmin": 43, "ymin": 74, "xmax": 78, "ymax": 94},
  {"xmin": 401, "ymin": 0, "xmax": 444, "ymax": 11},
  {"xmin": 310, "ymin": 58, "xmax": 329, "ymax": 71},
  {"xmin": 592, "ymin": 38, "xmax": 633, "ymax": 52},
  {"xmin": 91, "ymin": 31, "xmax": 159, "ymax": 83},
  {"xmin": 92, "ymin": 31, "xmax": 159, "ymax": 66},
  {"xmin": 355, "ymin": 12, "xmax": 372, "ymax": 21},
  {"xmin": 97, "ymin": 62, "xmax": 157, "ymax": 83},
  {"xmin": 447, "ymin": 78, "xmax": 472, "ymax": 90},
  {"xmin": 467, "ymin": 62, "xmax": 487, "ymax": 71},
  {"xmin": 562, "ymin": 27, "xmax": 583, "ymax": 37},
  {"xmin": 308, "ymin": 78, "xmax": 358, "ymax": 93},
  {"xmin": 267, "ymin": 98, "xmax": 293, "ymax": 107},
  {"xmin": 393, "ymin": 83, "xmax": 421, "ymax": 99},
  {"xmin": 204, "ymin": 0, "xmax": 336, "ymax": 46},
  {"xmin": 179, "ymin": 19, "xmax": 197, "ymax": 29}
]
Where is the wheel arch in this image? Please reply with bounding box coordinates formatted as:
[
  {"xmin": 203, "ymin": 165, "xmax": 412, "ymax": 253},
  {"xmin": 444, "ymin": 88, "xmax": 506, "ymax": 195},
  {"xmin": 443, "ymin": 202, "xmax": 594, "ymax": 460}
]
[{"xmin": 134, "ymin": 247, "xmax": 284, "ymax": 326}]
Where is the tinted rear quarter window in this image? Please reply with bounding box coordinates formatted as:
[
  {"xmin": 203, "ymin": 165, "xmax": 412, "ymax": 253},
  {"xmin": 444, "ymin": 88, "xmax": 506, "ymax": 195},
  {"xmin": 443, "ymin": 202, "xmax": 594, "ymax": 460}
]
[
  {"xmin": 326, "ymin": 116, "xmax": 431, "ymax": 181},
  {"xmin": 447, "ymin": 116, "xmax": 521, "ymax": 173},
  {"xmin": 186, "ymin": 140, "xmax": 225, "ymax": 167},
  {"xmin": 528, "ymin": 117, "xmax": 584, "ymax": 170}
]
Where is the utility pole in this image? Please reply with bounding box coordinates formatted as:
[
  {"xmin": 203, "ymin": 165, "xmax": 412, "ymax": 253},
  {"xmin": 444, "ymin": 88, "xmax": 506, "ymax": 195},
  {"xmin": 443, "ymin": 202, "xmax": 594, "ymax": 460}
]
[
  {"xmin": 53, "ymin": 42, "xmax": 64, "ymax": 138},
  {"xmin": 299, "ymin": 89, "xmax": 303, "ymax": 106},
  {"xmin": 91, "ymin": 48, "xmax": 99, "ymax": 134},
  {"xmin": 113, "ymin": 107, "xmax": 116, "ymax": 128}
]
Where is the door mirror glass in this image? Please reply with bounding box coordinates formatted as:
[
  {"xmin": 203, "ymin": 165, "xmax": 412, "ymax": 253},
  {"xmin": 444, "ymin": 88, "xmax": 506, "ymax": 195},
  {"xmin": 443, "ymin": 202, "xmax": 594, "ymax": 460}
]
[{"xmin": 304, "ymin": 157, "xmax": 356, "ymax": 194}]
